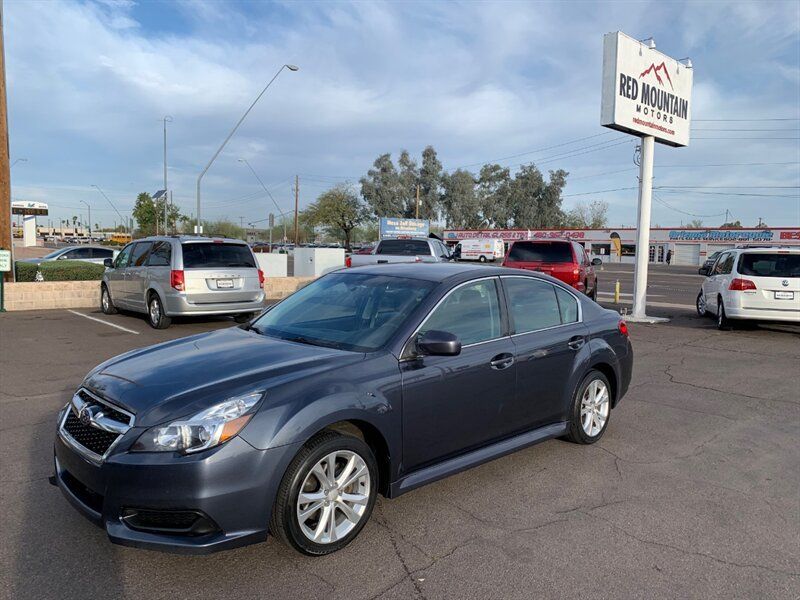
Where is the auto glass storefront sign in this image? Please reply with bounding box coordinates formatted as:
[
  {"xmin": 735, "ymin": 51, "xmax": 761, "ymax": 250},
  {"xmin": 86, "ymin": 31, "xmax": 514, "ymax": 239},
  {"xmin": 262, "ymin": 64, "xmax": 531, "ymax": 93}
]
[
  {"xmin": 601, "ymin": 31, "xmax": 693, "ymax": 147},
  {"xmin": 668, "ymin": 230, "xmax": 773, "ymax": 242},
  {"xmin": 380, "ymin": 218, "xmax": 430, "ymax": 239}
]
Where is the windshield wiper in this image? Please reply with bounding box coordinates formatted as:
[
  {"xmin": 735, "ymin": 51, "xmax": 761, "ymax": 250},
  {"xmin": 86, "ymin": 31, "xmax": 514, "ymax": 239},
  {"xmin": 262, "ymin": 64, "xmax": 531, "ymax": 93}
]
[{"xmin": 282, "ymin": 335, "xmax": 343, "ymax": 350}]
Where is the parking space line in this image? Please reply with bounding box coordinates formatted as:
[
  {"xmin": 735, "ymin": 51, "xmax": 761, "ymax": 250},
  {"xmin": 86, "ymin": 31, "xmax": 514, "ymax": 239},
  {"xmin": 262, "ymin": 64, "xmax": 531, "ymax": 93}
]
[{"xmin": 67, "ymin": 310, "xmax": 140, "ymax": 335}]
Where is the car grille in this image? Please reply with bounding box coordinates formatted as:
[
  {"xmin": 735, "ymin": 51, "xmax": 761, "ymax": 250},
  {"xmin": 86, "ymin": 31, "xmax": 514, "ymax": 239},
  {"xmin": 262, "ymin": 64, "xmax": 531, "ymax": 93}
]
[{"xmin": 59, "ymin": 388, "xmax": 134, "ymax": 462}]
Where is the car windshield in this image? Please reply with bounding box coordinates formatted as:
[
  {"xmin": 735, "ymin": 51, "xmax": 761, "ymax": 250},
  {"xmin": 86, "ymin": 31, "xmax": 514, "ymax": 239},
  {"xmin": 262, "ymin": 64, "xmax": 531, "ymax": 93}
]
[
  {"xmin": 250, "ymin": 273, "xmax": 436, "ymax": 352},
  {"xmin": 507, "ymin": 241, "xmax": 573, "ymax": 262},
  {"xmin": 181, "ymin": 243, "xmax": 256, "ymax": 268},
  {"xmin": 42, "ymin": 248, "xmax": 67, "ymax": 259},
  {"xmin": 738, "ymin": 253, "xmax": 800, "ymax": 278}
]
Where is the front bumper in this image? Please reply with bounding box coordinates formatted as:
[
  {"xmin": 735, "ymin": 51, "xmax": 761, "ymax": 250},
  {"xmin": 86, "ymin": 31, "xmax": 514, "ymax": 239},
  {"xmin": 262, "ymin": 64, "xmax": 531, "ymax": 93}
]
[
  {"xmin": 53, "ymin": 430, "xmax": 301, "ymax": 554},
  {"xmin": 163, "ymin": 292, "xmax": 266, "ymax": 317}
]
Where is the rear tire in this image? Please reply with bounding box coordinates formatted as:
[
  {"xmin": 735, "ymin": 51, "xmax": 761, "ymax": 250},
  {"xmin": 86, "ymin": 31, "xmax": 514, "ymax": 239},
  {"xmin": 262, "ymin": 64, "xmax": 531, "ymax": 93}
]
[
  {"xmin": 147, "ymin": 293, "xmax": 171, "ymax": 329},
  {"xmin": 566, "ymin": 370, "xmax": 611, "ymax": 444},
  {"xmin": 589, "ymin": 280, "xmax": 598, "ymax": 302},
  {"xmin": 100, "ymin": 285, "xmax": 117, "ymax": 315},
  {"xmin": 478, "ymin": 256, "xmax": 487, "ymax": 263},
  {"xmin": 270, "ymin": 431, "xmax": 378, "ymax": 556},
  {"xmin": 716, "ymin": 297, "xmax": 731, "ymax": 330}
]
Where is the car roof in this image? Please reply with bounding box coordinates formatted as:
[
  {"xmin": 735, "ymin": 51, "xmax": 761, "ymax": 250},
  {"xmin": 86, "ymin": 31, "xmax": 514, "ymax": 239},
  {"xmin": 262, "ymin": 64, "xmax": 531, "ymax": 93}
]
[
  {"xmin": 58, "ymin": 245, "xmax": 113, "ymax": 250},
  {"xmin": 133, "ymin": 235, "xmax": 248, "ymax": 244},
  {"xmin": 733, "ymin": 246, "xmax": 799, "ymax": 254},
  {"xmin": 341, "ymin": 262, "xmax": 553, "ymax": 284}
]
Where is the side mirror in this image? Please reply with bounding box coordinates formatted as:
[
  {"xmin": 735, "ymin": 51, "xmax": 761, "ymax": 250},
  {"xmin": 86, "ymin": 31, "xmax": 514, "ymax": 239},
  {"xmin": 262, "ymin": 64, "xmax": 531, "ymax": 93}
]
[
  {"xmin": 417, "ymin": 330, "xmax": 461, "ymax": 356},
  {"xmin": 698, "ymin": 267, "xmax": 709, "ymax": 276},
  {"xmin": 57, "ymin": 254, "xmax": 68, "ymax": 260},
  {"xmin": 104, "ymin": 258, "xmax": 114, "ymax": 268},
  {"xmin": 591, "ymin": 258, "xmax": 602, "ymax": 266}
]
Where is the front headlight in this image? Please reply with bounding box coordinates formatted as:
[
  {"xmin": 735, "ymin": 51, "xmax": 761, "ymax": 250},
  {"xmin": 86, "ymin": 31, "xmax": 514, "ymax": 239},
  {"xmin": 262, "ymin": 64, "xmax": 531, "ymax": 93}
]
[{"xmin": 132, "ymin": 392, "xmax": 263, "ymax": 454}]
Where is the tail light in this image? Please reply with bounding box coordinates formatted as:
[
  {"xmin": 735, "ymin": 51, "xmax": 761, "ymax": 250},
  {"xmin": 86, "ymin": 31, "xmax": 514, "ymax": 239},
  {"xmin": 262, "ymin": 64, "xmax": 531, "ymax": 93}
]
[
  {"xmin": 572, "ymin": 267, "xmax": 581, "ymax": 284},
  {"xmin": 258, "ymin": 269, "xmax": 265, "ymax": 289},
  {"xmin": 618, "ymin": 320, "xmax": 629, "ymax": 338},
  {"xmin": 729, "ymin": 278, "xmax": 756, "ymax": 291},
  {"xmin": 170, "ymin": 270, "xmax": 185, "ymax": 291},
  {"xmin": 345, "ymin": 256, "xmax": 352, "ymax": 268}
]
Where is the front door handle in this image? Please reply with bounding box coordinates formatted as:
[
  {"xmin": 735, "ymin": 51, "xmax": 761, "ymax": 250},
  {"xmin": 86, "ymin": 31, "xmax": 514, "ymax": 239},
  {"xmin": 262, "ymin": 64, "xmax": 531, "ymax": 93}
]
[
  {"xmin": 489, "ymin": 353, "xmax": 515, "ymax": 370},
  {"xmin": 568, "ymin": 336, "xmax": 585, "ymax": 351}
]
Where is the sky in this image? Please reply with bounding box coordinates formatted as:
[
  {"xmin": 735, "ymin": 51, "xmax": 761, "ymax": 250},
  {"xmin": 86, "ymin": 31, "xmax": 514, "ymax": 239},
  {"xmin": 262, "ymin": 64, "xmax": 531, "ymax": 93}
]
[{"xmin": 5, "ymin": 0, "xmax": 800, "ymax": 230}]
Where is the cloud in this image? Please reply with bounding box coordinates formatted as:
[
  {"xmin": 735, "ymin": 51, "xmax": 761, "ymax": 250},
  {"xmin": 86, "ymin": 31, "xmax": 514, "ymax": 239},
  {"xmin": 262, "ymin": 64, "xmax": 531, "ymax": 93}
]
[{"xmin": 5, "ymin": 0, "xmax": 800, "ymax": 228}]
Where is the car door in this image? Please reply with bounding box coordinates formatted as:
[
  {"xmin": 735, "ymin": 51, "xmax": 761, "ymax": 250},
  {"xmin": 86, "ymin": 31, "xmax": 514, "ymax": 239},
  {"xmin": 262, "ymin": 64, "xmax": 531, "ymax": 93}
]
[
  {"xmin": 400, "ymin": 277, "xmax": 517, "ymax": 473},
  {"xmin": 501, "ymin": 276, "xmax": 590, "ymax": 428},
  {"xmin": 89, "ymin": 247, "xmax": 115, "ymax": 264},
  {"xmin": 106, "ymin": 243, "xmax": 133, "ymax": 307},
  {"xmin": 704, "ymin": 252, "xmax": 734, "ymax": 314},
  {"xmin": 58, "ymin": 247, "xmax": 92, "ymax": 262},
  {"xmin": 124, "ymin": 242, "xmax": 153, "ymax": 310}
]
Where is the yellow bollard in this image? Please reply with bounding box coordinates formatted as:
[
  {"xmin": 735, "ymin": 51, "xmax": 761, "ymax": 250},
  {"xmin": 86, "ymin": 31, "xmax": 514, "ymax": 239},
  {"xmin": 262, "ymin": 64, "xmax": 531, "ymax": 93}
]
[{"xmin": 614, "ymin": 279, "xmax": 620, "ymax": 303}]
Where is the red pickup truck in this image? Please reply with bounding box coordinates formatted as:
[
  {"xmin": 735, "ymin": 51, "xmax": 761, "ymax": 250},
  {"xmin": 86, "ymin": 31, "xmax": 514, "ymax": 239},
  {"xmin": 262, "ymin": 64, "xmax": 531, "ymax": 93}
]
[{"xmin": 502, "ymin": 239, "xmax": 601, "ymax": 300}]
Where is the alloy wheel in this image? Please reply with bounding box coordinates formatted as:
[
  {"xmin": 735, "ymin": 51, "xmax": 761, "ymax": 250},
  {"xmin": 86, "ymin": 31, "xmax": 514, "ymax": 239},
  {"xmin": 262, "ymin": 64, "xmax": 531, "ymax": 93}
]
[
  {"xmin": 580, "ymin": 379, "xmax": 609, "ymax": 437},
  {"xmin": 102, "ymin": 289, "xmax": 110, "ymax": 312},
  {"xmin": 296, "ymin": 450, "xmax": 370, "ymax": 544},
  {"xmin": 149, "ymin": 298, "xmax": 161, "ymax": 326},
  {"xmin": 696, "ymin": 292, "xmax": 706, "ymax": 316}
]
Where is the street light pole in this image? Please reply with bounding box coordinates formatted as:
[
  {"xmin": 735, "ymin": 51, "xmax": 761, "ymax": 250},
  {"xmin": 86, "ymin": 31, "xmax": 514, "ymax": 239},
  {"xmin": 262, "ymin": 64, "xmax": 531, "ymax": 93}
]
[
  {"xmin": 237, "ymin": 158, "xmax": 289, "ymax": 242},
  {"xmin": 195, "ymin": 64, "xmax": 298, "ymax": 234},
  {"xmin": 10, "ymin": 157, "xmax": 26, "ymax": 168},
  {"xmin": 80, "ymin": 200, "xmax": 91, "ymax": 240},
  {"xmin": 91, "ymin": 184, "xmax": 128, "ymax": 233}
]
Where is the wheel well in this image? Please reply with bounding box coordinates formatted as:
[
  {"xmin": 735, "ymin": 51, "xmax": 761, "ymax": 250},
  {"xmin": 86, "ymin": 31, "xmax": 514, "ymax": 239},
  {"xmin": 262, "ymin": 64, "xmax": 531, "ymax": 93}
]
[
  {"xmin": 322, "ymin": 420, "xmax": 391, "ymax": 497},
  {"xmin": 590, "ymin": 362, "xmax": 618, "ymax": 407}
]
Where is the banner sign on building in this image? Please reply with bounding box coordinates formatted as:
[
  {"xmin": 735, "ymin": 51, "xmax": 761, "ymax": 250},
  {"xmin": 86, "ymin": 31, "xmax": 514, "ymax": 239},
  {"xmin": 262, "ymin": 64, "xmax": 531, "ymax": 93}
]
[
  {"xmin": 380, "ymin": 218, "xmax": 430, "ymax": 239},
  {"xmin": 601, "ymin": 31, "xmax": 693, "ymax": 147},
  {"xmin": 668, "ymin": 230, "xmax": 773, "ymax": 242}
]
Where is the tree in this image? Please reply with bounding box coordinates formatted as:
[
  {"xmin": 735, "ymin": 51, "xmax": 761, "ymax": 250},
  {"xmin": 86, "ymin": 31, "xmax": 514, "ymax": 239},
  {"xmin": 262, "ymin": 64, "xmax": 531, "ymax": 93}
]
[
  {"xmin": 132, "ymin": 192, "xmax": 183, "ymax": 236},
  {"xmin": 302, "ymin": 184, "xmax": 370, "ymax": 250},
  {"xmin": 721, "ymin": 220, "xmax": 742, "ymax": 228},
  {"xmin": 397, "ymin": 150, "xmax": 419, "ymax": 217},
  {"xmin": 441, "ymin": 169, "xmax": 482, "ymax": 228},
  {"xmin": 564, "ymin": 200, "xmax": 609, "ymax": 229},
  {"xmin": 508, "ymin": 164, "xmax": 544, "ymax": 228},
  {"xmin": 687, "ymin": 219, "xmax": 703, "ymax": 228},
  {"xmin": 360, "ymin": 154, "xmax": 404, "ymax": 218},
  {"xmin": 417, "ymin": 146, "xmax": 443, "ymax": 221},
  {"xmin": 477, "ymin": 164, "xmax": 513, "ymax": 227}
]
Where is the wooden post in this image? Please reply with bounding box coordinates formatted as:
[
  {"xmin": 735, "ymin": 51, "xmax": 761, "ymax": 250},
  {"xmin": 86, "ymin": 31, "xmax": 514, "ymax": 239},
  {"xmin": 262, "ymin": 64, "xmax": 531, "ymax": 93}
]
[
  {"xmin": 0, "ymin": 4, "xmax": 12, "ymax": 282},
  {"xmin": 415, "ymin": 184, "xmax": 420, "ymax": 219}
]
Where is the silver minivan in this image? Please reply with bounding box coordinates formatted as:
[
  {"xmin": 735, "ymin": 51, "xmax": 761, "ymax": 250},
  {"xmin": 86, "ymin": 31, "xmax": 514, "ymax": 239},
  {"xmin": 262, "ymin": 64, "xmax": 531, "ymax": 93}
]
[{"xmin": 100, "ymin": 236, "xmax": 265, "ymax": 328}]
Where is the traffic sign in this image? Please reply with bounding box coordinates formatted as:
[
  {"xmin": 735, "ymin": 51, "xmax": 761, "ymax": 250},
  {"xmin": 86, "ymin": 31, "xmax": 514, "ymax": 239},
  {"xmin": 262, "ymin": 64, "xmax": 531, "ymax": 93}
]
[{"xmin": 0, "ymin": 249, "xmax": 11, "ymax": 272}]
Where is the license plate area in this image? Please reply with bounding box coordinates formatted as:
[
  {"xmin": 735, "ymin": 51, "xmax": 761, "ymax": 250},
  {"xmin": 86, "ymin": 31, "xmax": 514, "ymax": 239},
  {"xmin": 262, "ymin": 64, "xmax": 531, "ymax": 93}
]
[
  {"xmin": 774, "ymin": 291, "xmax": 794, "ymax": 300},
  {"xmin": 216, "ymin": 279, "xmax": 234, "ymax": 289}
]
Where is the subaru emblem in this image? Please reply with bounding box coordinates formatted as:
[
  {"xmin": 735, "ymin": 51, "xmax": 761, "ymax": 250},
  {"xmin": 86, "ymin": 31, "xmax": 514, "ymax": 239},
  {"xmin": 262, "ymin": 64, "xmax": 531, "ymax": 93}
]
[{"xmin": 782, "ymin": 279, "xmax": 789, "ymax": 287}]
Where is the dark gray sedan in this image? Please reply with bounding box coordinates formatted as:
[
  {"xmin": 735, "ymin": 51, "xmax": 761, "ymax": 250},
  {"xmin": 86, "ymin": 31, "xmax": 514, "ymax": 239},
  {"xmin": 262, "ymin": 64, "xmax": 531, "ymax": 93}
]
[{"xmin": 52, "ymin": 263, "xmax": 633, "ymax": 555}]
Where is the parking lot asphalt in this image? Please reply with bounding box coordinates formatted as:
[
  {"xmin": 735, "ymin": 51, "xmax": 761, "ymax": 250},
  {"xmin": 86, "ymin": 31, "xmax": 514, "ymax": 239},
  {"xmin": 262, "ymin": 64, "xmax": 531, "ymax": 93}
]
[{"xmin": 1, "ymin": 303, "xmax": 799, "ymax": 599}]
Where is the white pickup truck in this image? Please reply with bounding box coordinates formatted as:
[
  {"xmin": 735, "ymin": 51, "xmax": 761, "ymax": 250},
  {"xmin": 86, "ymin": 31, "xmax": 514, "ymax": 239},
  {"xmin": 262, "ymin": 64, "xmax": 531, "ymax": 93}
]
[{"xmin": 347, "ymin": 238, "xmax": 453, "ymax": 268}]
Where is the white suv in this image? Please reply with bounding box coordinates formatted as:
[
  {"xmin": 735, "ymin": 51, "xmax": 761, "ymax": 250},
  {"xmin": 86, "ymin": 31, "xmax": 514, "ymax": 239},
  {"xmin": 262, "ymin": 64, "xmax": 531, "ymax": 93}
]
[{"xmin": 696, "ymin": 247, "xmax": 800, "ymax": 329}]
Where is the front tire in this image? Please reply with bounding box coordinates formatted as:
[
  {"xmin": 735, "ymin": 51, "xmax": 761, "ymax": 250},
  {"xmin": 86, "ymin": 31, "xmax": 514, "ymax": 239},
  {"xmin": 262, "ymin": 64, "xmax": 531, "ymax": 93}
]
[
  {"xmin": 233, "ymin": 312, "xmax": 255, "ymax": 323},
  {"xmin": 566, "ymin": 370, "xmax": 611, "ymax": 444},
  {"xmin": 589, "ymin": 280, "xmax": 598, "ymax": 302},
  {"xmin": 696, "ymin": 291, "xmax": 707, "ymax": 316},
  {"xmin": 100, "ymin": 285, "xmax": 117, "ymax": 315},
  {"xmin": 478, "ymin": 255, "xmax": 487, "ymax": 263},
  {"xmin": 270, "ymin": 431, "xmax": 378, "ymax": 556},
  {"xmin": 147, "ymin": 293, "xmax": 171, "ymax": 329}
]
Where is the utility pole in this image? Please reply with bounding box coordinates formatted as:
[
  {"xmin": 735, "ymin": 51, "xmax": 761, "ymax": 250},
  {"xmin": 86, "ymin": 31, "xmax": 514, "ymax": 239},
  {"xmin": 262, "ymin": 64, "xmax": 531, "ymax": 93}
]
[
  {"xmin": 0, "ymin": 3, "xmax": 12, "ymax": 283},
  {"xmin": 416, "ymin": 184, "xmax": 420, "ymax": 219},
  {"xmin": 162, "ymin": 116, "xmax": 171, "ymax": 235},
  {"xmin": 294, "ymin": 175, "xmax": 299, "ymax": 245}
]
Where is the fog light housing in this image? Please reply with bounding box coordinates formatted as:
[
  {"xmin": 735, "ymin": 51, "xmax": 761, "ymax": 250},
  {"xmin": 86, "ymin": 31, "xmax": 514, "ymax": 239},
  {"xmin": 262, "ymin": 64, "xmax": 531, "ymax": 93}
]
[{"xmin": 121, "ymin": 508, "xmax": 220, "ymax": 536}]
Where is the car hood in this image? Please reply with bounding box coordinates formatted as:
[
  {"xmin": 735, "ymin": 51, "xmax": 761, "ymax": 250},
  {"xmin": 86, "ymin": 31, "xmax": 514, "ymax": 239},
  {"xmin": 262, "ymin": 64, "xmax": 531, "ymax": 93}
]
[{"xmin": 84, "ymin": 326, "xmax": 364, "ymax": 427}]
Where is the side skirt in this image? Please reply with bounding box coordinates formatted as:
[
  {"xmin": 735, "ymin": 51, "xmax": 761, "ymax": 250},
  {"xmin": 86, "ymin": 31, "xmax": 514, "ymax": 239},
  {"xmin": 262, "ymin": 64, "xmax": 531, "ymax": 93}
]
[{"xmin": 390, "ymin": 422, "xmax": 568, "ymax": 498}]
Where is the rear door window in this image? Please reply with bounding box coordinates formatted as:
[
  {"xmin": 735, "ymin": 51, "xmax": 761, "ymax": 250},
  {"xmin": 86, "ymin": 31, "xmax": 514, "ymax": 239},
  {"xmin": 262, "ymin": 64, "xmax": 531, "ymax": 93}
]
[
  {"xmin": 147, "ymin": 241, "xmax": 172, "ymax": 267},
  {"xmin": 377, "ymin": 240, "xmax": 430, "ymax": 256},
  {"xmin": 507, "ymin": 242, "xmax": 573, "ymax": 263},
  {"xmin": 91, "ymin": 248, "xmax": 114, "ymax": 259},
  {"xmin": 503, "ymin": 277, "xmax": 562, "ymax": 332},
  {"xmin": 129, "ymin": 242, "xmax": 153, "ymax": 267},
  {"xmin": 181, "ymin": 243, "xmax": 256, "ymax": 269},
  {"xmin": 738, "ymin": 253, "xmax": 800, "ymax": 278},
  {"xmin": 64, "ymin": 248, "xmax": 92, "ymax": 259}
]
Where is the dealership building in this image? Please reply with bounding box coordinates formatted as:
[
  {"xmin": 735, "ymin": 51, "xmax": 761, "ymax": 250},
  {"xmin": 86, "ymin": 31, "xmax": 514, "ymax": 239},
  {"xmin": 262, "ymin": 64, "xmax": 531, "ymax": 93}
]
[{"xmin": 442, "ymin": 227, "xmax": 800, "ymax": 266}]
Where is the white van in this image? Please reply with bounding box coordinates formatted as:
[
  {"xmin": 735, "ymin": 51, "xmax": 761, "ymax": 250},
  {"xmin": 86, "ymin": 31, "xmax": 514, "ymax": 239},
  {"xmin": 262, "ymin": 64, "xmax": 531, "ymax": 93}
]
[{"xmin": 456, "ymin": 238, "xmax": 505, "ymax": 262}]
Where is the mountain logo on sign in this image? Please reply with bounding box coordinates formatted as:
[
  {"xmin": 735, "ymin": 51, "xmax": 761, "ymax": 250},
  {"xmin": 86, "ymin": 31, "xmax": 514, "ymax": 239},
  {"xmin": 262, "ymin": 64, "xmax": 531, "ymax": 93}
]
[{"xmin": 639, "ymin": 62, "xmax": 673, "ymax": 90}]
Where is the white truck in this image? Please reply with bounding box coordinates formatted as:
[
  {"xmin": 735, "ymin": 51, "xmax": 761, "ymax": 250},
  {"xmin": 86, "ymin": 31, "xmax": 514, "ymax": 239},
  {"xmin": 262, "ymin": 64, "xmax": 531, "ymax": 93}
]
[
  {"xmin": 454, "ymin": 238, "xmax": 505, "ymax": 262},
  {"xmin": 347, "ymin": 238, "xmax": 453, "ymax": 268}
]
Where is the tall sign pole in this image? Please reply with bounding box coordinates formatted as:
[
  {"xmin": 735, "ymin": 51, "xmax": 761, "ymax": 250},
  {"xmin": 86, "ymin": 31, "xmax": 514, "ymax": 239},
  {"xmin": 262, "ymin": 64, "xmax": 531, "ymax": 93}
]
[
  {"xmin": 0, "ymin": 1, "xmax": 12, "ymax": 284},
  {"xmin": 294, "ymin": 175, "xmax": 299, "ymax": 245},
  {"xmin": 601, "ymin": 31, "xmax": 693, "ymax": 322}
]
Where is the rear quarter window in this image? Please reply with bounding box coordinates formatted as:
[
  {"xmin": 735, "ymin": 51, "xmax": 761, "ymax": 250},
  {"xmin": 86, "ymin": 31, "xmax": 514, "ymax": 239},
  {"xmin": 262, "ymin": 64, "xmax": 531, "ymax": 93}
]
[
  {"xmin": 507, "ymin": 241, "xmax": 573, "ymax": 263},
  {"xmin": 181, "ymin": 243, "xmax": 256, "ymax": 269}
]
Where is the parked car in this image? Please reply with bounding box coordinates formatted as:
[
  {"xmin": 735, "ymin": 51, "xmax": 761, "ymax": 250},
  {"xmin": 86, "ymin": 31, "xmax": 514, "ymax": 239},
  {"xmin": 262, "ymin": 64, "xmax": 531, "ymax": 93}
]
[
  {"xmin": 454, "ymin": 238, "xmax": 506, "ymax": 262},
  {"xmin": 700, "ymin": 250, "xmax": 722, "ymax": 273},
  {"xmin": 502, "ymin": 239, "xmax": 601, "ymax": 299},
  {"xmin": 53, "ymin": 263, "xmax": 633, "ymax": 555},
  {"xmin": 347, "ymin": 237, "xmax": 452, "ymax": 267},
  {"xmin": 18, "ymin": 245, "xmax": 118, "ymax": 266},
  {"xmin": 696, "ymin": 247, "xmax": 800, "ymax": 329},
  {"xmin": 100, "ymin": 236, "xmax": 265, "ymax": 329}
]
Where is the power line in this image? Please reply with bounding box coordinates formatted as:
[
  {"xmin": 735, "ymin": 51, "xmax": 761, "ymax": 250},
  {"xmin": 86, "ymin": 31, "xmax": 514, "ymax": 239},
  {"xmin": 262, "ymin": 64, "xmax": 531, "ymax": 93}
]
[
  {"xmin": 657, "ymin": 185, "xmax": 800, "ymax": 189},
  {"xmin": 691, "ymin": 128, "xmax": 800, "ymax": 131},
  {"xmin": 656, "ymin": 189, "xmax": 798, "ymax": 198},
  {"xmin": 693, "ymin": 117, "xmax": 800, "ymax": 122},
  {"xmin": 692, "ymin": 136, "xmax": 800, "ymax": 140},
  {"xmin": 652, "ymin": 193, "xmax": 726, "ymax": 218}
]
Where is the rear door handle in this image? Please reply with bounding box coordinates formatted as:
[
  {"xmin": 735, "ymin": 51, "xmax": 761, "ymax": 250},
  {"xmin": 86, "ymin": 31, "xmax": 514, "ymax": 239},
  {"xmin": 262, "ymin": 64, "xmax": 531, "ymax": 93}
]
[
  {"xmin": 489, "ymin": 353, "xmax": 515, "ymax": 370},
  {"xmin": 568, "ymin": 336, "xmax": 585, "ymax": 351}
]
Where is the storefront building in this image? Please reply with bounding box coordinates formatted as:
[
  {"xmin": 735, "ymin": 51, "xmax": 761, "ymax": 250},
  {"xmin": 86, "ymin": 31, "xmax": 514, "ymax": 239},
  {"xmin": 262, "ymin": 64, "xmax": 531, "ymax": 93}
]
[{"xmin": 442, "ymin": 227, "xmax": 800, "ymax": 266}]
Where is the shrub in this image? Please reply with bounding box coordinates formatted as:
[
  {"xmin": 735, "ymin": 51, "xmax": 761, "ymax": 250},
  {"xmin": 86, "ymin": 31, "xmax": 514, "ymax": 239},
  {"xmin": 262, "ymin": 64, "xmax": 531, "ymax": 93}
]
[{"xmin": 14, "ymin": 260, "xmax": 105, "ymax": 282}]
